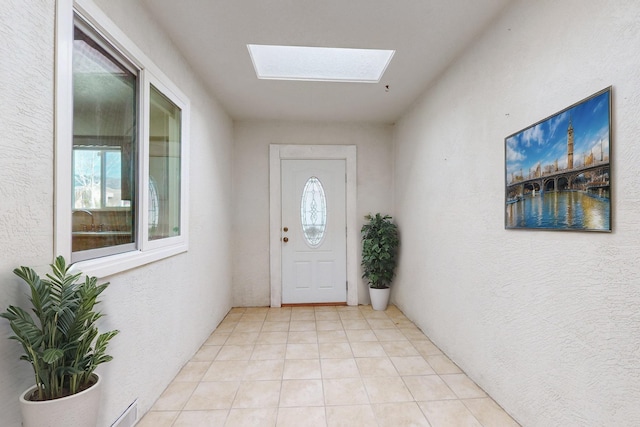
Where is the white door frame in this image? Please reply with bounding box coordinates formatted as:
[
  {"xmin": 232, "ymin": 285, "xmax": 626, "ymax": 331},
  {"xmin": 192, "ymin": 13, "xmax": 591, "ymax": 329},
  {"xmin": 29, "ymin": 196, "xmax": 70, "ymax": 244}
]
[{"xmin": 270, "ymin": 144, "xmax": 357, "ymax": 307}]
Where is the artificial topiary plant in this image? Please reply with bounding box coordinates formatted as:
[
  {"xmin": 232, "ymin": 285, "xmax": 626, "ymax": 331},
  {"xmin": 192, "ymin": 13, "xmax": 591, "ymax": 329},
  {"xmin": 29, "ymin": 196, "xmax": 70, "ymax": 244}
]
[{"xmin": 361, "ymin": 213, "xmax": 399, "ymax": 289}]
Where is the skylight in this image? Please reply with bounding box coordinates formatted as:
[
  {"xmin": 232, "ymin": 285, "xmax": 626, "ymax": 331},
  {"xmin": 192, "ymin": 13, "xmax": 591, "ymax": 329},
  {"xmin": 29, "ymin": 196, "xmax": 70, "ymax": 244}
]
[{"xmin": 247, "ymin": 44, "xmax": 395, "ymax": 83}]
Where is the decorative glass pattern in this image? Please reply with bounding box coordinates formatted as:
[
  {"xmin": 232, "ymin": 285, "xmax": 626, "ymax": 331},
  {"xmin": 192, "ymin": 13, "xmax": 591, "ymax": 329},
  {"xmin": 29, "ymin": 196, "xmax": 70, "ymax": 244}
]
[{"xmin": 300, "ymin": 176, "xmax": 327, "ymax": 246}]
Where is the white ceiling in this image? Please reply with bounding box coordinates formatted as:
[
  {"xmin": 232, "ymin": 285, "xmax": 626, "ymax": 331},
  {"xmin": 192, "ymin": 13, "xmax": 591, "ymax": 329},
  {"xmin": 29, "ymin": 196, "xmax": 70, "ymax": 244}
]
[{"xmin": 140, "ymin": 0, "xmax": 511, "ymax": 124}]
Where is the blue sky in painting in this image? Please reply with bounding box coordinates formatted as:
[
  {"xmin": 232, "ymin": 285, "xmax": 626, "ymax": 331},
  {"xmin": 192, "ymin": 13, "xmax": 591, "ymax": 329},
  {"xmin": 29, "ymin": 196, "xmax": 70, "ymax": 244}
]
[{"xmin": 506, "ymin": 90, "xmax": 610, "ymax": 183}]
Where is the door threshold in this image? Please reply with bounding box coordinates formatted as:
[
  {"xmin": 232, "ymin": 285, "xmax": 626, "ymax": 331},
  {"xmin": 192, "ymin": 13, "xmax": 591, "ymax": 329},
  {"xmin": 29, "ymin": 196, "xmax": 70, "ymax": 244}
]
[{"xmin": 282, "ymin": 302, "xmax": 348, "ymax": 307}]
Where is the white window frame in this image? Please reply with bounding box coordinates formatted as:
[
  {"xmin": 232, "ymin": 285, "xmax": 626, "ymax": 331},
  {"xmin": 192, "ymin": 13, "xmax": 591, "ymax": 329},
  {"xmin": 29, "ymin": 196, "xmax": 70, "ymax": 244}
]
[{"xmin": 55, "ymin": 0, "xmax": 190, "ymax": 278}]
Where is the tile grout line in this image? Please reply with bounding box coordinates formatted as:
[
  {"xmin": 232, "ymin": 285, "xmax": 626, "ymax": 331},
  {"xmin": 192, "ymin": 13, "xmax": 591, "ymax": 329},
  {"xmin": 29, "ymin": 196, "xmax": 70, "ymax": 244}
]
[{"xmin": 141, "ymin": 305, "xmax": 518, "ymax": 427}]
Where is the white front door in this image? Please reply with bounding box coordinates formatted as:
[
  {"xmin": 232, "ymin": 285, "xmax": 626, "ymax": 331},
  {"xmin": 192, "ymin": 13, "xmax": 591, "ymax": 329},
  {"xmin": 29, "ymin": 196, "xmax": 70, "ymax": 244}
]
[{"xmin": 281, "ymin": 159, "xmax": 347, "ymax": 304}]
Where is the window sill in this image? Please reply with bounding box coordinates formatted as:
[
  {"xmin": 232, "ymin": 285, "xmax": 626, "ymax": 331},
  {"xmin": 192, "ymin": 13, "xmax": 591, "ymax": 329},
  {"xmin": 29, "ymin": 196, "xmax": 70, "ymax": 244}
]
[{"xmin": 71, "ymin": 243, "xmax": 187, "ymax": 278}]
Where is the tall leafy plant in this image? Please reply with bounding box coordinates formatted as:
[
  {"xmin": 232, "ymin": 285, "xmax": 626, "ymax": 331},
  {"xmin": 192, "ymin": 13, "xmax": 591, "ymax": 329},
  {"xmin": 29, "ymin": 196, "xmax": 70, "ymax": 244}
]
[
  {"xmin": 361, "ymin": 213, "xmax": 399, "ymax": 289},
  {"xmin": 1, "ymin": 256, "xmax": 119, "ymax": 401}
]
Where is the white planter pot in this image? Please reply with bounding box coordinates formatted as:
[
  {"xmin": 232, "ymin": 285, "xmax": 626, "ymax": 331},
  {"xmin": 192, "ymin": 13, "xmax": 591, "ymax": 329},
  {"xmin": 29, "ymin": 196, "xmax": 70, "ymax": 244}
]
[
  {"xmin": 20, "ymin": 373, "xmax": 102, "ymax": 427},
  {"xmin": 369, "ymin": 287, "xmax": 391, "ymax": 311}
]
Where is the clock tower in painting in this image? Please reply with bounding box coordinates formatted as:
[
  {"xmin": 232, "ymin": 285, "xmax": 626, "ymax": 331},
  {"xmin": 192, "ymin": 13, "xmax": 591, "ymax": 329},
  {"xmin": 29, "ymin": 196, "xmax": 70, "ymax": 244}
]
[{"xmin": 567, "ymin": 115, "xmax": 574, "ymax": 170}]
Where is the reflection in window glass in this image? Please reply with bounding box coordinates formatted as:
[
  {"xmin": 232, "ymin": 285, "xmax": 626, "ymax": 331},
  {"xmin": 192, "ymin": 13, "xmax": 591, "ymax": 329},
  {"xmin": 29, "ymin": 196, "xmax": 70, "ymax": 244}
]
[
  {"xmin": 300, "ymin": 176, "xmax": 327, "ymax": 246},
  {"xmin": 149, "ymin": 176, "xmax": 159, "ymax": 232},
  {"xmin": 73, "ymin": 149, "xmax": 127, "ymax": 208},
  {"xmin": 73, "ymin": 149, "xmax": 102, "ymax": 209},
  {"xmin": 72, "ymin": 24, "xmax": 136, "ymax": 255},
  {"xmin": 149, "ymin": 85, "xmax": 181, "ymax": 240}
]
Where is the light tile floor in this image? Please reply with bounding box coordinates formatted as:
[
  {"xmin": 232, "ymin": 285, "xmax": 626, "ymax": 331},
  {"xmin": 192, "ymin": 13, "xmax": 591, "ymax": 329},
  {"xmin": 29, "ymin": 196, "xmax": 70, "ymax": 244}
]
[{"xmin": 138, "ymin": 305, "xmax": 520, "ymax": 427}]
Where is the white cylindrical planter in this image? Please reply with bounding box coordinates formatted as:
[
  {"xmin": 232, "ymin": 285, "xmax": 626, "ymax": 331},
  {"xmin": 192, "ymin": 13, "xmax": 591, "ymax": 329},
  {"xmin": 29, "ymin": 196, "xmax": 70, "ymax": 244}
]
[
  {"xmin": 20, "ymin": 373, "xmax": 102, "ymax": 427},
  {"xmin": 369, "ymin": 287, "xmax": 391, "ymax": 311}
]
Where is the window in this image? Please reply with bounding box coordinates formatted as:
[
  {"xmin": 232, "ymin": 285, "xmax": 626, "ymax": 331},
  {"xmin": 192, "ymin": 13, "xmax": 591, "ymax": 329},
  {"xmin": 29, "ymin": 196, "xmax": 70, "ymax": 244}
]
[
  {"xmin": 72, "ymin": 22, "xmax": 137, "ymax": 257},
  {"xmin": 300, "ymin": 176, "xmax": 327, "ymax": 247},
  {"xmin": 56, "ymin": 2, "xmax": 189, "ymax": 276},
  {"xmin": 149, "ymin": 85, "xmax": 181, "ymax": 241},
  {"xmin": 247, "ymin": 45, "xmax": 395, "ymax": 83}
]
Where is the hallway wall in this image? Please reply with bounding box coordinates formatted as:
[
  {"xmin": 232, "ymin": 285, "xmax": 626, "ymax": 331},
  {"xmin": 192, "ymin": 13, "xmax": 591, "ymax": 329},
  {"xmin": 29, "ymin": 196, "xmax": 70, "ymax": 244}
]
[
  {"xmin": 0, "ymin": 1, "xmax": 234, "ymax": 425},
  {"xmin": 232, "ymin": 121, "xmax": 394, "ymax": 307},
  {"xmin": 0, "ymin": 4, "xmax": 56, "ymax": 425},
  {"xmin": 392, "ymin": 1, "xmax": 640, "ymax": 425}
]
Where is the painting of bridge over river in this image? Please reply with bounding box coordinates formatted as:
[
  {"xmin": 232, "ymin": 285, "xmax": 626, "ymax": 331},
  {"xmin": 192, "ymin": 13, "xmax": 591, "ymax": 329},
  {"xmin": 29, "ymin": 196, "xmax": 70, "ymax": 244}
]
[{"xmin": 505, "ymin": 87, "xmax": 611, "ymax": 231}]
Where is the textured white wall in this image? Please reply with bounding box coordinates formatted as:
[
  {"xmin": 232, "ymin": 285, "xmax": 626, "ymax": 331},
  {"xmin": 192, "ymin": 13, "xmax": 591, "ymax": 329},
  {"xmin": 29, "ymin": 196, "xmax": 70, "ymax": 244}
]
[
  {"xmin": 393, "ymin": 1, "xmax": 640, "ymax": 425},
  {"xmin": 232, "ymin": 121, "xmax": 394, "ymax": 307},
  {"xmin": 0, "ymin": 2, "xmax": 56, "ymax": 426},
  {"xmin": 0, "ymin": 1, "xmax": 234, "ymax": 426}
]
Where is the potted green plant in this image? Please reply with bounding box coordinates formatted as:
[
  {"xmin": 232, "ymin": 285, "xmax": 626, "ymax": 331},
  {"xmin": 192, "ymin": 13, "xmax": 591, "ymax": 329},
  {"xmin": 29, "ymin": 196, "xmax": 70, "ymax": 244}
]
[
  {"xmin": 1, "ymin": 256, "xmax": 119, "ymax": 427},
  {"xmin": 361, "ymin": 213, "xmax": 399, "ymax": 310}
]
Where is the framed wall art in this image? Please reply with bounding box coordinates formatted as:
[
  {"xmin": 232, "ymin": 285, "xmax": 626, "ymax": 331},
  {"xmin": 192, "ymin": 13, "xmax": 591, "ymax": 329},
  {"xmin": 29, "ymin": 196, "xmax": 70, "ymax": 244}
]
[{"xmin": 505, "ymin": 87, "xmax": 611, "ymax": 231}]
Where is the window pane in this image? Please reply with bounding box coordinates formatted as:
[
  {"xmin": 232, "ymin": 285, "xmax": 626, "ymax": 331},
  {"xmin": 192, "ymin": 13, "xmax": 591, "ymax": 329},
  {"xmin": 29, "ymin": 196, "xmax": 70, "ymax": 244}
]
[
  {"xmin": 300, "ymin": 176, "xmax": 327, "ymax": 246},
  {"xmin": 72, "ymin": 24, "xmax": 136, "ymax": 255},
  {"xmin": 149, "ymin": 85, "xmax": 181, "ymax": 240}
]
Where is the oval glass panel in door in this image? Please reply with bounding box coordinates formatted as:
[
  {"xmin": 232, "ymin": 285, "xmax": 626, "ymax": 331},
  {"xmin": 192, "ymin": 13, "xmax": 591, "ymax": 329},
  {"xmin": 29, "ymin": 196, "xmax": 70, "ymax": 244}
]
[{"xmin": 300, "ymin": 176, "xmax": 327, "ymax": 247}]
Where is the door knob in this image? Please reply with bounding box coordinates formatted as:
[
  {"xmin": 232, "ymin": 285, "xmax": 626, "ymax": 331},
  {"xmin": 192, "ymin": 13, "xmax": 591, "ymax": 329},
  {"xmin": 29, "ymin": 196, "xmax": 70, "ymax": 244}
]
[
  {"xmin": 283, "ymin": 227, "xmax": 289, "ymax": 232},
  {"xmin": 283, "ymin": 237, "xmax": 289, "ymax": 242}
]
